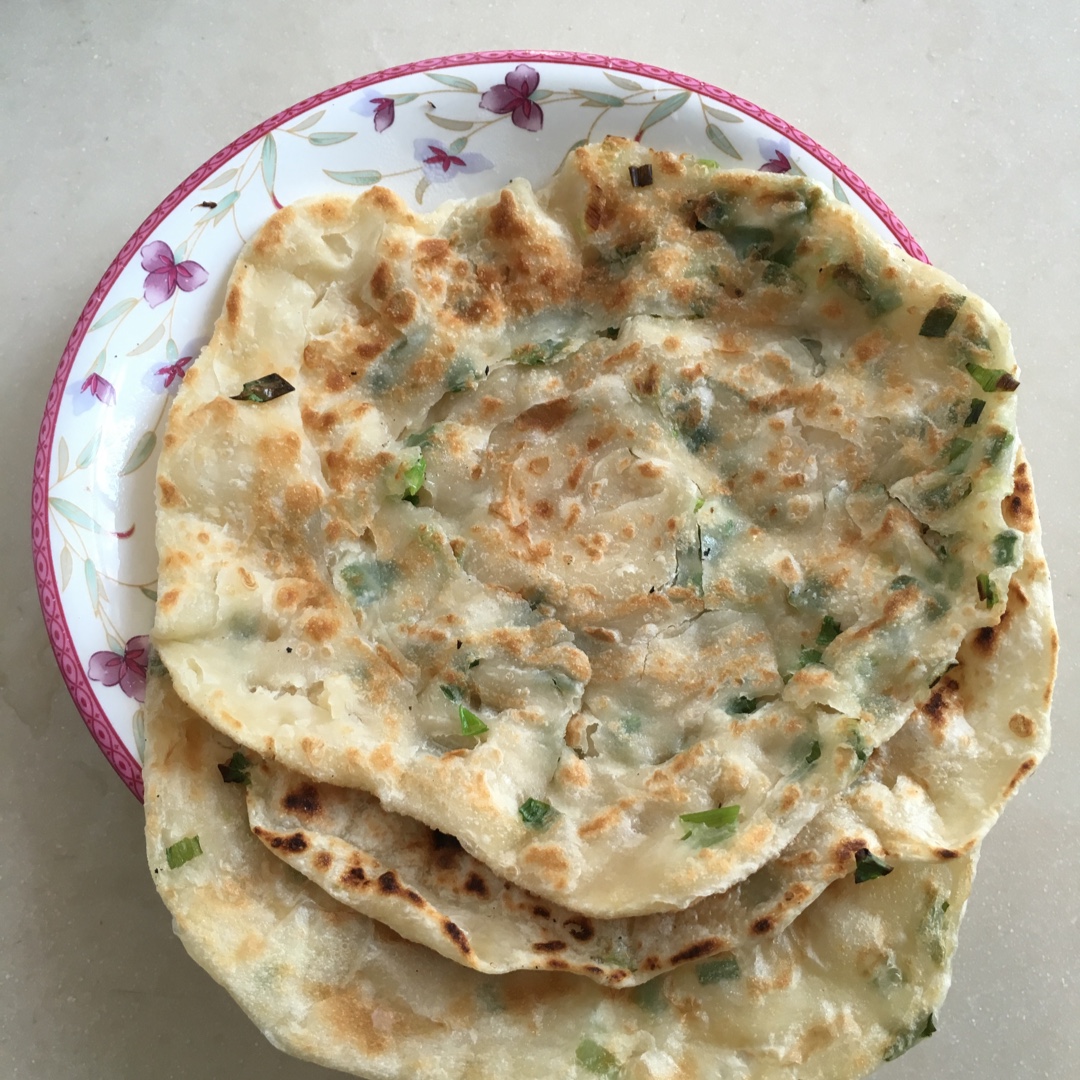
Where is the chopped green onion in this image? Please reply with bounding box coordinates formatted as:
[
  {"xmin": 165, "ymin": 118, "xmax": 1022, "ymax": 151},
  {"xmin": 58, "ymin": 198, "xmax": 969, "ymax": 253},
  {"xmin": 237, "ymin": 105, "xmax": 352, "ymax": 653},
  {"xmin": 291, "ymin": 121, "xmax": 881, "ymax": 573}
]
[
  {"xmin": 849, "ymin": 727, "xmax": 870, "ymax": 764},
  {"xmin": 723, "ymin": 225, "xmax": 774, "ymax": 260},
  {"xmin": 440, "ymin": 684, "xmax": 462, "ymax": 703},
  {"xmin": 804, "ymin": 740, "xmax": 822, "ymax": 765},
  {"xmin": 697, "ymin": 955, "xmax": 740, "ymax": 983},
  {"xmin": 816, "ymin": 615, "xmax": 842, "ymax": 647},
  {"xmin": 628, "ymin": 163, "xmax": 654, "ymax": 187},
  {"xmin": 890, "ymin": 574, "xmax": 918, "ymax": 590},
  {"xmin": 966, "ymin": 361, "xmax": 1019, "ymax": 392},
  {"xmin": 458, "ymin": 705, "xmax": 488, "ymax": 737},
  {"xmin": 797, "ymin": 646, "xmax": 823, "ymax": 668},
  {"xmin": 854, "ymin": 848, "xmax": 893, "ymax": 884},
  {"xmin": 511, "ymin": 338, "xmax": 569, "ymax": 366},
  {"xmin": 884, "ymin": 1013, "xmax": 937, "ymax": 1062},
  {"xmin": 944, "ymin": 437, "xmax": 973, "ymax": 463},
  {"xmin": 992, "ymin": 531, "xmax": 1019, "ymax": 567},
  {"xmin": 402, "ymin": 456, "xmax": 426, "ymax": 497},
  {"xmin": 217, "ymin": 752, "xmax": 252, "ymax": 786},
  {"xmin": 631, "ymin": 977, "xmax": 666, "ymax": 1013},
  {"xmin": 518, "ymin": 798, "xmax": 555, "ymax": 829},
  {"xmin": 918, "ymin": 294, "xmax": 965, "ymax": 337},
  {"xmin": 693, "ymin": 496, "xmax": 705, "ymax": 513},
  {"xmin": 405, "ymin": 425, "xmax": 437, "ymax": 448},
  {"xmin": 976, "ymin": 572, "xmax": 1000, "ymax": 608},
  {"xmin": 963, "ymin": 398, "xmax": 986, "ymax": 426},
  {"xmin": 621, "ymin": 714, "xmax": 643, "ymax": 734},
  {"xmin": 727, "ymin": 696, "xmax": 759, "ymax": 715},
  {"xmin": 165, "ymin": 835, "xmax": 203, "ymax": 869},
  {"xmin": 679, "ymin": 805, "xmax": 740, "ymax": 828},
  {"xmin": 985, "ymin": 430, "xmax": 1014, "ymax": 466},
  {"xmin": 230, "ymin": 373, "xmax": 295, "ymax": 403},
  {"xmin": 576, "ymin": 1039, "xmax": 620, "ymax": 1078}
]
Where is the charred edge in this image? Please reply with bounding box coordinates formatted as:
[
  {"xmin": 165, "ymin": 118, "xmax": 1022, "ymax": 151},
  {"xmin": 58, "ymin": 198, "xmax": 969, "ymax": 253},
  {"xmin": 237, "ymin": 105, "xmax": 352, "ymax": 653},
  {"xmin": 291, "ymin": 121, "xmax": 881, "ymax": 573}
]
[
  {"xmin": 920, "ymin": 680, "xmax": 959, "ymax": 726},
  {"xmin": 935, "ymin": 849, "xmax": 959, "ymax": 860},
  {"xmin": 1006, "ymin": 758, "xmax": 1038, "ymax": 794},
  {"xmin": 583, "ymin": 965, "xmax": 604, "ymax": 976},
  {"xmin": 255, "ymin": 830, "xmax": 308, "ymax": 853},
  {"xmin": 341, "ymin": 865, "xmax": 367, "ymax": 887},
  {"xmin": 442, "ymin": 919, "xmax": 471, "ymax": 955},
  {"xmin": 283, "ymin": 783, "xmax": 321, "ymax": 817},
  {"xmin": 670, "ymin": 938, "xmax": 722, "ymax": 965},
  {"xmin": 545, "ymin": 958, "xmax": 569, "ymax": 970},
  {"xmin": 533, "ymin": 940, "xmax": 568, "ymax": 953},
  {"xmin": 751, "ymin": 917, "xmax": 774, "ymax": 935}
]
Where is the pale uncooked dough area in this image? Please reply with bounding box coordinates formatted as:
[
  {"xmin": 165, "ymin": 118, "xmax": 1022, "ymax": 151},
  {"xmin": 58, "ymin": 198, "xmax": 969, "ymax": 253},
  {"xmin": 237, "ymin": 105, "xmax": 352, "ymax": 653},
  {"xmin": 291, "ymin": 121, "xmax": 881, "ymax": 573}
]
[{"xmin": 2, "ymin": 3, "xmax": 1077, "ymax": 1078}]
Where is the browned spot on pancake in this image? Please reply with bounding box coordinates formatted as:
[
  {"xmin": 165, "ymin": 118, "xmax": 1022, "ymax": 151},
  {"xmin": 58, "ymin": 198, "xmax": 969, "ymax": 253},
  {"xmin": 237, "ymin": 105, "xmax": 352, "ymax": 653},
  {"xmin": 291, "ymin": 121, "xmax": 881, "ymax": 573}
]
[
  {"xmin": 636, "ymin": 461, "xmax": 664, "ymax": 479},
  {"xmin": 920, "ymin": 677, "xmax": 960, "ymax": 729},
  {"xmin": 283, "ymin": 783, "xmax": 321, "ymax": 817},
  {"xmin": 832, "ymin": 837, "xmax": 869, "ymax": 870},
  {"xmin": 1004, "ymin": 757, "xmax": 1037, "ymax": 795},
  {"xmin": 264, "ymin": 830, "xmax": 308, "ymax": 853},
  {"xmin": 370, "ymin": 261, "xmax": 393, "ymax": 301},
  {"xmin": 751, "ymin": 917, "xmax": 774, "ymax": 935},
  {"xmin": 385, "ymin": 288, "xmax": 418, "ymax": 326},
  {"xmin": 252, "ymin": 211, "xmax": 288, "ymax": 258},
  {"xmin": 313, "ymin": 851, "xmax": 332, "ymax": 872},
  {"xmin": 526, "ymin": 455, "xmax": 550, "ymax": 476},
  {"xmin": 533, "ymin": 940, "xmax": 567, "ymax": 953},
  {"xmin": 532, "ymin": 905, "xmax": 551, "ymax": 919},
  {"xmin": 225, "ymin": 283, "xmax": 243, "ymax": 328},
  {"xmin": 285, "ymin": 481, "xmax": 323, "ymax": 519},
  {"xmin": 464, "ymin": 872, "xmax": 490, "ymax": 899},
  {"xmin": 1003, "ymin": 459, "xmax": 1035, "ymax": 532},
  {"xmin": 304, "ymin": 612, "xmax": 340, "ymax": 644},
  {"xmin": 545, "ymin": 958, "xmax": 569, "ymax": 970},
  {"xmin": 521, "ymin": 844, "xmax": 571, "ymax": 887},
  {"xmin": 442, "ymin": 919, "xmax": 471, "ymax": 955},
  {"xmin": 567, "ymin": 459, "xmax": 587, "ymax": 491},
  {"xmin": 417, "ymin": 237, "xmax": 452, "ymax": 265},
  {"xmin": 641, "ymin": 957, "xmax": 660, "ymax": 972},
  {"xmin": 488, "ymin": 189, "xmax": 530, "ymax": 240},
  {"xmin": 778, "ymin": 785, "xmax": 800, "ymax": 813},
  {"xmin": 584, "ymin": 185, "xmax": 615, "ymax": 232},
  {"xmin": 533, "ymin": 499, "xmax": 554, "ymax": 520},
  {"xmin": 633, "ymin": 363, "xmax": 660, "ymax": 396},
  {"xmin": 257, "ymin": 431, "xmax": 302, "ymax": 470},
  {"xmin": 583, "ymin": 965, "xmax": 603, "ymax": 977},
  {"xmin": 516, "ymin": 398, "xmax": 574, "ymax": 433},
  {"xmin": 583, "ymin": 626, "xmax": 617, "ymax": 643},
  {"xmin": 670, "ymin": 939, "xmax": 722, "ymax": 964},
  {"xmin": 377, "ymin": 870, "xmax": 402, "ymax": 894},
  {"xmin": 1009, "ymin": 712, "xmax": 1036, "ymax": 738},
  {"xmin": 158, "ymin": 588, "xmax": 180, "ymax": 612},
  {"xmin": 935, "ymin": 848, "xmax": 959, "ymax": 860},
  {"xmin": 237, "ymin": 566, "xmax": 257, "ymax": 590},
  {"xmin": 341, "ymin": 865, "xmax": 366, "ymax": 887},
  {"xmin": 157, "ymin": 478, "xmax": 185, "ymax": 509},
  {"xmin": 563, "ymin": 916, "xmax": 595, "ymax": 942}
]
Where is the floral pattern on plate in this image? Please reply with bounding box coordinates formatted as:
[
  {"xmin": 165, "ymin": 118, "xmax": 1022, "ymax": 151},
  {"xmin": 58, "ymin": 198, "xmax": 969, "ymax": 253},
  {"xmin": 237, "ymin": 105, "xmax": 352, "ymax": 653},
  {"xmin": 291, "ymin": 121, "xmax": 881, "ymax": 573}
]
[{"xmin": 31, "ymin": 50, "xmax": 928, "ymax": 799}]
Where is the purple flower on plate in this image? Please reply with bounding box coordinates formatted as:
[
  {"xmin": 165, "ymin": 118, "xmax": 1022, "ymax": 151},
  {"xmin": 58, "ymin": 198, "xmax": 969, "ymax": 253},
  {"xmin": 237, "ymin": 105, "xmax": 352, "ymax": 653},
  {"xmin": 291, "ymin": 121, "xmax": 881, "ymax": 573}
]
[
  {"xmin": 140, "ymin": 240, "xmax": 208, "ymax": 309},
  {"xmin": 156, "ymin": 354, "xmax": 194, "ymax": 389},
  {"xmin": 88, "ymin": 634, "xmax": 149, "ymax": 702},
  {"xmin": 760, "ymin": 149, "xmax": 792, "ymax": 173},
  {"xmin": 352, "ymin": 90, "xmax": 396, "ymax": 132},
  {"xmin": 757, "ymin": 137, "xmax": 801, "ymax": 175},
  {"xmin": 479, "ymin": 64, "xmax": 544, "ymax": 132},
  {"xmin": 414, "ymin": 139, "xmax": 493, "ymax": 184},
  {"xmin": 81, "ymin": 372, "xmax": 116, "ymax": 405}
]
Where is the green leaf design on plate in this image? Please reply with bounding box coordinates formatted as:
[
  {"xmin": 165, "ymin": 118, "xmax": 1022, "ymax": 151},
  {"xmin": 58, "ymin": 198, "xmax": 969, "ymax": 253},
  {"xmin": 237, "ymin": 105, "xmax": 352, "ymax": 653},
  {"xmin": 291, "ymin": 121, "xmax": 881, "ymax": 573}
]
[
  {"xmin": 605, "ymin": 71, "xmax": 643, "ymax": 91},
  {"xmin": 288, "ymin": 110, "xmax": 325, "ymax": 133},
  {"xmin": 201, "ymin": 166, "xmax": 240, "ymax": 189},
  {"xmin": 388, "ymin": 93, "xmax": 419, "ymax": 104},
  {"xmin": 197, "ymin": 190, "xmax": 239, "ymax": 224},
  {"xmin": 448, "ymin": 136, "xmax": 468, "ymax": 154},
  {"xmin": 88, "ymin": 349, "xmax": 106, "ymax": 375},
  {"xmin": 105, "ymin": 628, "xmax": 124, "ymax": 655},
  {"xmin": 261, "ymin": 134, "xmax": 277, "ymax": 195},
  {"xmin": 426, "ymin": 72, "xmax": 478, "ymax": 92},
  {"xmin": 90, "ymin": 298, "xmax": 138, "ymax": 331},
  {"xmin": 127, "ymin": 323, "xmax": 165, "ymax": 356},
  {"xmin": 166, "ymin": 337, "xmax": 179, "ymax": 363},
  {"xmin": 832, "ymin": 175, "xmax": 850, "ymax": 204},
  {"xmin": 132, "ymin": 707, "xmax": 147, "ymax": 765},
  {"xmin": 59, "ymin": 545, "xmax": 73, "ymax": 591},
  {"xmin": 415, "ymin": 176, "xmax": 431, "ymax": 205},
  {"xmin": 308, "ymin": 131, "xmax": 356, "ymax": 146},
  {"xmin": 705, "ymin": 123, "xmax": 741, "ymax": 159},
  {"xmin": 85, "ymin": 558, "xmax": 101, "ymax": 614},
  {"xmin": 530, "ymin": 89, "xmax": 553, "ymax": 101},
  {"xmin": 571, "ymin": 89, "xmax": 624, "ymax": 107},
  {"xmin": 703, "ymin": 104, "xmax": 744, "ymax": 123},
  {"xmin": 49, "ymin": 497, "xmax": 105, "ymax": 533},
  {"xmin": 637, "ymin": 91, "xmax": 691, "ymax": 136},
  {"xmin": 324, "ymin": 169, "xmax": 383, "ymax": 186},
  {"xmin": 121, "ymin": 431, "xmax": 157, "ymax": 476},
  {"xmin": 140, "ymin": 584, "xmax": 158, "ymax": 603},
  {"xmin": 426, "ymin": 113, "xmax": 474, "ymax": 131},
  {"xmin": 57, "ymin": 436, "xmax": 69, "ymax": 480},
  {"xmin": 76, "ymin": 432, "xmax": 102, "ymax": 470}
]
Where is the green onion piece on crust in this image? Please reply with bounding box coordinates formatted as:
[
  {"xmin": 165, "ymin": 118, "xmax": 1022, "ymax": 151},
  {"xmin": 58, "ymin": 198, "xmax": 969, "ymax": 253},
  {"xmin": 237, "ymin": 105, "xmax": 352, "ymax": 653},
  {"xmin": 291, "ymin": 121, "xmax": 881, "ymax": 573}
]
[
  {"xmin": 576, "ymin": 1039, "xmax": 620, "ymax": 1078},
  {"xmin": 918, "ymin": 293, "xmax": 965, "ymax": 338},
  {"xmin": 402, "ymin": 456, "xmax": 426, "ymax": 497},
  {"xmin": 229, "ymin": 373, "xmax": 295, "ymax": 403},
  {"xmin": 165, "ymin": 835, "xmax": 203, "ymax": 869},
  {"xmin": 964, "ymin": 398, "xmax": 986, "ymax": 426},
  {"xmin": 854, "ymin": 848, "xmax": 893, "ymax": 884},
  {"xmin": 697, "ymin": 955, "xmax": 740, "ymax": 983},
  {"xmin": 518, "ymin": 798, "xmax": 555, "ymax": 829},
  {"xmin": 976, "ymin": 572, "xmax": 1000, "ymax": 608},
  {"xmin": 217, "ymin": 752, "xmax": 251, "ymax": 786},
  {"xmin": 816, "ymin": 615, "xmax": 842, "ymax": 646},
  {"xmin": 966, "ymin": 361, "xmax": 1019, "ymax": 392},
  {"xmin": 458, "ymin": 705, "xmax": 488, "ymax": 737}
]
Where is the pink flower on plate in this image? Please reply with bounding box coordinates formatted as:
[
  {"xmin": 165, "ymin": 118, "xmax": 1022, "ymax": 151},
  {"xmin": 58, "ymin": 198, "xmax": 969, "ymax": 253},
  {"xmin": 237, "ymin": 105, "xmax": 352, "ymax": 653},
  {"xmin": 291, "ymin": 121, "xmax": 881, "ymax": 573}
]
[
  {"xmin": 88, "ymin": 634, "xmax": 150, "ymax": 702},
  {"xmin": 352, "ymin": 90, "xmax": 397, "ymax": 132},
  {"xmin": 414, "ymin": 139, "xmax": 493, "ymax": 184},
  {"xmin": 81, "ymin": 372, "xmax": 116, "ymax": 405},
  {"xmin": 760, "ymin": 149, "xmax": 792, "ymax": 174},
  {"xmin": 156, "ymin": 354, "xmax": 194, "ymax": 389},
  {"xmin": 479, "ymin": 64, "xmax": 544, "ymax": 131},
  {"xmin": 140, "ymin": 240, "xmax": 208, "ymax": 309}
]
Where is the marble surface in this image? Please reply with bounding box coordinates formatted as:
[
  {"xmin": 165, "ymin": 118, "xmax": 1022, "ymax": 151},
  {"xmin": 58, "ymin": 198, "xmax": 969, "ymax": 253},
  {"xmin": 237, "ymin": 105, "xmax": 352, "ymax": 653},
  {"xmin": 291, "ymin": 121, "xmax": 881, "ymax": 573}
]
[{"xmin": 3, "ymin": 2, "xmax": 1077, "ymax": 1077}]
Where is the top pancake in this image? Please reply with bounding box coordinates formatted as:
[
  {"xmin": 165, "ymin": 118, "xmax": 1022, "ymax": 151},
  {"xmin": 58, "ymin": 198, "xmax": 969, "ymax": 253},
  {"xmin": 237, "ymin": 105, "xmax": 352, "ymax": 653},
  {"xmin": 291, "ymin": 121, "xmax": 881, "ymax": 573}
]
[{"xmin": 154, "ymin": 137, "xmax": 1028, "ymax": 916}]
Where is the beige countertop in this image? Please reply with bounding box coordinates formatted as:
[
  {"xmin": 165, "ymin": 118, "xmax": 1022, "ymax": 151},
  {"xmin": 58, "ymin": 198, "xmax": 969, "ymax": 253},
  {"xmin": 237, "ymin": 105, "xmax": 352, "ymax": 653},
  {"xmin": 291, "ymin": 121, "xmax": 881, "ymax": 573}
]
[{"xmin": 3, "ymin": 2, "xmax": 1077, "ymax": 1077}]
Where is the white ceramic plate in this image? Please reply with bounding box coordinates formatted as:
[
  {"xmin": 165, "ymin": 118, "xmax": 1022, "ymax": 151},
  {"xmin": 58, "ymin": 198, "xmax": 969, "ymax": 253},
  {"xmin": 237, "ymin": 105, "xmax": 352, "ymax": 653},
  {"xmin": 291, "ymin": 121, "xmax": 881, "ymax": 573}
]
[{"xmin": 31, "ymin": 50, "xmax": 926, "ymax": 798}]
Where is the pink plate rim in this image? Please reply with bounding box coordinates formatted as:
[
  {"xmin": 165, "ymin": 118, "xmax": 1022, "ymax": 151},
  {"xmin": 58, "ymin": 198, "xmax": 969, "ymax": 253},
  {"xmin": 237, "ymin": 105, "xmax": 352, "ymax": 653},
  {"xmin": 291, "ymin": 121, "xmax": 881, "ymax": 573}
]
[{"xmin": 31, "ymin": 49, "xmax": 930, "ymax": 801}]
